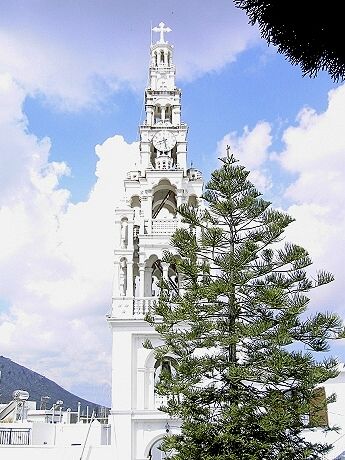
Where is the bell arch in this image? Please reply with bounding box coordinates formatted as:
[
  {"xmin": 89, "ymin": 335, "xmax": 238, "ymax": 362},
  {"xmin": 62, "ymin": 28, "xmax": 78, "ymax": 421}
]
[{"xmin": 152, "ymin": 179, "xmax": 177, "ymax": 219}]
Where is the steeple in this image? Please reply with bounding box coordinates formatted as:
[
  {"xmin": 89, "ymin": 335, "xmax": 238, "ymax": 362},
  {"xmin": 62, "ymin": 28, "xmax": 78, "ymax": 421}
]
[
  {"xmin": 107, "ymin": 24, "xmax": 204, "ymax": 460},
  {"xmin": 137, "ymin": 22, "xmax": 187, "ymax": 173},
  {"xmin": 149, "ymin": 22, "xmax": 175, "ymax": 92}
]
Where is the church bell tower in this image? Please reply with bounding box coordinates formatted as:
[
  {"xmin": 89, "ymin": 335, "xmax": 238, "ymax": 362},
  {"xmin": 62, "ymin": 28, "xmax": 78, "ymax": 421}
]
[{"xmin": 107, "ymin": 22, "xmax": 203, "ymax": 460}]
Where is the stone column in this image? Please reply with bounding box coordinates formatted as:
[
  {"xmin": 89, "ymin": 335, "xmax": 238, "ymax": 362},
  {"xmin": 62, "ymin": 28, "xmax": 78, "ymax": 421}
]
[
  {"xmin": 172, "ymin": 106, "xmax": 181, "ymax": 125},
  {"xmin": 176, "ymin": 189, "xmax": 184, "ymax": 209},
  {"xmin": 147, "ymin": 191, "xmax": 153, "ymax": 234},
  {"xmin": 161, "ymin": 262, "xmax": 169, "ymax": 281},
  {"xmin": 120, "ymin": 220, "xmax": 128, "ymax": 249},
  {"xmin": 127, "ymin": 221, "xmax": 134, "ymax": 250},
  {"xmin": 127, "ymin": 261, "xmax": 134, "ymax": 297},
  {"xmin": 112, "ymin": 260, "xmax": 120, "ymax": 297},
  {"xmin": 146, "ymin": 106, "xmax": 154, "ymax": 125},
  {"xmin": 114, "ymin": 219, "xmax": 122, "ymax": 247},
  {"xmin": 139, "ymin": 263, "xmax": 146, "ymax": 298},
  {"xmin": 177, "ymin": 141, "xmax": 187, "ymax": 171}
]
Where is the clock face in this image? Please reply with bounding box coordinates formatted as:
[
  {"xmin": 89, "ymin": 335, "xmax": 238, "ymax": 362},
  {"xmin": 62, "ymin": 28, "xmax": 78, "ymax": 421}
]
[{"xmin": 152, "ymin": 131, "xmax": 176, "ymax": 152}]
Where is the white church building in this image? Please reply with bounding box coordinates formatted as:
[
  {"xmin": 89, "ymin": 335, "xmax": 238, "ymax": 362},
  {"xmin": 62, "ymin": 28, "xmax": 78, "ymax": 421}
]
[
  {"xmin": 1, "ymin": 22, "xmax": 345, "ymax": 460},
  {"xmin": 106, "ymin": 21, "xmax": 203, "ymax": 460}
]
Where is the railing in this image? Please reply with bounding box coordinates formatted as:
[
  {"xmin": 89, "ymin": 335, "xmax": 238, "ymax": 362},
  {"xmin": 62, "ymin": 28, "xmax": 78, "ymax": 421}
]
[
  {"xmin": 151, "ymin": 219, "xmax": 177, "ymax": 235},
  {"xmin": 0, "ymin": 428, "xmax": 31, "ymax": 445},
  {"xmin": 133, "ymin": 297, "xmax": 157, "ymax": 316},
  {"xmin": 111, "ymin": 297, "xmax": 157, "ymax": 317}
]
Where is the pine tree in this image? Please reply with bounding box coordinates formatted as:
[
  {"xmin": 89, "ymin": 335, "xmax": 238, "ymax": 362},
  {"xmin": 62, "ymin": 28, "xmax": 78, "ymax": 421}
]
[{"xmin": 145, "ymin": 154, "xmax": 344, "ymax": 460}]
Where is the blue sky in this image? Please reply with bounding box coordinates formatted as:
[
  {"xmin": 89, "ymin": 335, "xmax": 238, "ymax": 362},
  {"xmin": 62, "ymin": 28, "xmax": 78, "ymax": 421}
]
[{"xmin": 0, "ymin": 1, "xmax": 344, "ymax": 406}]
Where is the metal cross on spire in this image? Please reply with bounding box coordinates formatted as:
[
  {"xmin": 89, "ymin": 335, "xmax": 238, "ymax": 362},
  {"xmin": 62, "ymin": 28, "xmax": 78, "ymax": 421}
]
[{"xmin": 152, "ymin": 22, "xmax": 172, "ymax": 44}]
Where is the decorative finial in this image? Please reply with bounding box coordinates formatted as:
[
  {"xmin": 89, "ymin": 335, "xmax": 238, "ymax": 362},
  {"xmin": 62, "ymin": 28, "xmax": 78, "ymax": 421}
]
[
  {"xmin": 152, "ymin": 22, "xmax": 172, "ymax": 44},
  {"xmin": 226, "ymin": 145, "xmax": 231, "ymax": 158}
]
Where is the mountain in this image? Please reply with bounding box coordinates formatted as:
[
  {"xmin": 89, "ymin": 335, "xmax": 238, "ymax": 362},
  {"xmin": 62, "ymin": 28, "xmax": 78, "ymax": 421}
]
[{"xmin": 0, "ymin": 356, "xmax": 107, "ymax": 412}]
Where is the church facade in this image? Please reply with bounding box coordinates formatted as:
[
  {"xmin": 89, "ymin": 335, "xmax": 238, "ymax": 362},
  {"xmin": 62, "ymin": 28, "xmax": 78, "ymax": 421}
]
[{"xmin": 107, "ymin": 22, "xmax": 203, "ymax": 460}]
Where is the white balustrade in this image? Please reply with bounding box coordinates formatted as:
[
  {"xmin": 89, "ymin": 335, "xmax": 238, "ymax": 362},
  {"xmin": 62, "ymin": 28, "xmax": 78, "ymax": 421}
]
[
  {"xmin": 111, "ymin": 297, "xmax": 157, "ymax": 317},
  {"xmin": 151, "ymin": 219, "xmax": 177, "ymax": 235},
  {"xmin": 133, "ymin": 297, "xmax": 157, "ymax": 316}
]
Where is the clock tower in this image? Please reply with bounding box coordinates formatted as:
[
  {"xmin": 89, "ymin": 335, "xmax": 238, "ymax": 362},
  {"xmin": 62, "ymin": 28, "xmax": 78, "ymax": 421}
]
[{"xmin": 107, "ymin": 22, "xmax": 203, "ymax": 460}]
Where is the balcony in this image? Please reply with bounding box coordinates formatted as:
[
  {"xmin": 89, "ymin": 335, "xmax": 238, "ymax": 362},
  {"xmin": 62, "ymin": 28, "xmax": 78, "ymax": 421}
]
[
  {"xmin": 133, "ymin": 297, "xmax": 157, "ymax": 316},
  {"xmin": 111, "ymin": 297, "xmax": 157, "ymax": 318},
  {"xmin": 151, "ymin": 219, "xmax": 177, "ymax": 235}
]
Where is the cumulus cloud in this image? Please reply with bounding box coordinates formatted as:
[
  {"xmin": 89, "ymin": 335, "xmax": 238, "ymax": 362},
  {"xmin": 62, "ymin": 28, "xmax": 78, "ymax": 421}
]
[
  {"xmin": 215, "ymin": 85, "xmax": 345, "ymax": 317},
  {"xmin": 0, "ymin": 0, "xmax": 259, "ymax": 110},
  {"xmin": 0, "ymin": 74, "xmax": 138, "ymax": 403},
  {"xmin": 217, "ymin": 121, "xmax": 273, "ymax": 191},
  {"xmin": 276, "ymin": 84, "xmax": 345, "ymax": 312}
]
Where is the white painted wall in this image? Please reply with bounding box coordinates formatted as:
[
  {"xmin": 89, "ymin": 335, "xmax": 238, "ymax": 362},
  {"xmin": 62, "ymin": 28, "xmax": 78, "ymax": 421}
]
[{"xmin": 0, "ymin": 445, "xmax": 114, "ymax": 460}]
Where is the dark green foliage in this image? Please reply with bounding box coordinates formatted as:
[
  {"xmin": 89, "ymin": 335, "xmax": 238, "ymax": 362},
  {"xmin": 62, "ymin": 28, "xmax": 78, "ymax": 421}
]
[
  {"xmin": 234, "ymin": 0, "xmax": 345, "ymax": 82},
  {"xmin": 146, "ymin": 155, "xmax": 345, "ymax": 459}
]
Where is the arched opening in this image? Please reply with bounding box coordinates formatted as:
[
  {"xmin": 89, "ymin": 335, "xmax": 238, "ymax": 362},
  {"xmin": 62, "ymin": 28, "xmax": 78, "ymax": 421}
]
[
  {"xmin": 148, "ymin": 438, "xmax": 167, "ymax": 460},
  {"xmin": 154, "ymin": 356, "xmax": 176, "ymax": 383},
  {"xmin": 152, "ymin": 180, "xmax": 177, "ymax": 219},
  {"xmin": 160, "ymin": 50, "xmax": 164, "ymax": 64},
  {"xmin": 154, "ymin": 105, "xmax": 162, "ymax": 124},
  {"xmin": 188, "ymin": 194, "xmax": 198, "ymax": 208},
  {"xmin": 167, "ymin": 51, "xmax": 171, "ymax": 66},
  {"xmin": 154, "ymin": 356, "xmax": 178, "ymax": 409},
  {"xmin": 130, "ymin": 195, "xmax": 141, "ymax": 222},
  {"xmin": 165, "ymin": 104, "xmax": 172, "ymax": 123},
  {"xmin": 154, "ymin": 51, "xmax": 158, "ymax": 67}
]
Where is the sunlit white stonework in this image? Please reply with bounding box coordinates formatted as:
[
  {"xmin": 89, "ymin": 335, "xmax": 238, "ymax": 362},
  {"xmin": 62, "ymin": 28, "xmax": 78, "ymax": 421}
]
[{"xmin": 106, "ymin": 21, "xmax": 203, "ymax": 460}]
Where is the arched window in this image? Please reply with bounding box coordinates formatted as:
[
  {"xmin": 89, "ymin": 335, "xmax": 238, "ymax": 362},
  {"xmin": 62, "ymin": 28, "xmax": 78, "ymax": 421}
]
[
  {"xmin": 160, "ymin": 50, "xmax": 164, "ymax": 63},
  {"xmin": 154, "ymin": 105, "xmax": 162, "ymax": 124},
  {"xmin": 165, "ymin": 105, "xmax": 172, "ymax": 123}
]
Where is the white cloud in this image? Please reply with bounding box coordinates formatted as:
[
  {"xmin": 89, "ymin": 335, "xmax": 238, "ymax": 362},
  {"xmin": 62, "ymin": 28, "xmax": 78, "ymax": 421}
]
[
  {"xmin": 0, "ymin": 74, "xmax": 138, "ymax": 403},
  {"xmin": 276, "ymin": 84, "xmax": 345, "ymax": 313},
  {"xmin": 217, "ymin": 121, "xmax": 273, "ymax": 191},
  {"xmin": 215, "ymin": 86, "xmax": 345, "ymax": 317},
  {"xmin": 0, "ymin": 1, "xmax": 259, "ymax": 110}
]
